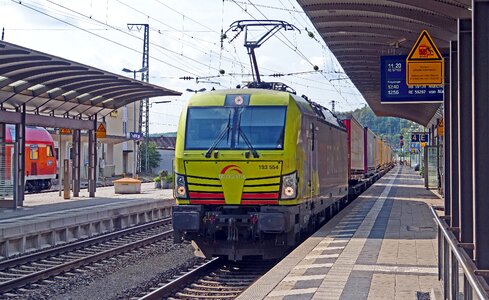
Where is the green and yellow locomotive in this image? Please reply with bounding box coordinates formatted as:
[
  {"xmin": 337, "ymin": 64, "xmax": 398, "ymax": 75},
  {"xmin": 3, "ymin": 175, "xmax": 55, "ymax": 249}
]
[{"xmin": 172, "ymin": 88, "xmax": 348, "ymax": 260}]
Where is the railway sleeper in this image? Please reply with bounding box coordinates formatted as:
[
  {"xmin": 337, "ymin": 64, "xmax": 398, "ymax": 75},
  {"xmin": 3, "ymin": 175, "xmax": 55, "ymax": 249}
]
[
  {"xmin": 0, "ymin": 271, "xmax": 23, "ymax": 277},
  {"xmin": 209, "ymin": 272, "xmax": 259, "ymax": 278},
  {"xmin": 6, "ymin": 268, "xmax": 33, "ymax": 274},
  {"xmin": 191, "ymin": 283, "xmax": 242, "ymax": 290},
  {"xmin": 183, "ymin": 288, "xmax": 240, "ymax": 295},
  {"xmin": 175, "ymin": 292, "xmax": 236, "ymax": 299},
  {"xmin": 203, "ymin": 276, "xmax": 253, "ymax": 282}
]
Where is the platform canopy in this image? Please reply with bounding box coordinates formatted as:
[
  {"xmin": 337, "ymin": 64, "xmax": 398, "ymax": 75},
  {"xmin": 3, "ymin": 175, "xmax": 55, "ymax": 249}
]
[
  {"xmin": 296, "ymin": 0, "xmax": 471, "ymax": 126},
  {"xmin": 0, "ymin": 41, "xmax": 181, "ymax": 126}
]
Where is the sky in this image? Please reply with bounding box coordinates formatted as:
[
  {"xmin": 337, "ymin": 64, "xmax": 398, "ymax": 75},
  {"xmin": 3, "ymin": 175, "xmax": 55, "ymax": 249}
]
[{"xmin": 0, "ymin": 0, "xmax": 367, "ymax": 133}]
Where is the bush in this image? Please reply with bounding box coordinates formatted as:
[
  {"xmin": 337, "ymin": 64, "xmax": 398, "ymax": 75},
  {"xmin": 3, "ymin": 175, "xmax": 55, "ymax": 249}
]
[
  {"xmin": 163, "ymin": 174, "xmax": 173, "ymax": 183},
  {"xmin": 153, "ymin": 176, "xmax": 161, "ymax": 183},
  {"xmin": 160, "ymin": 170, "xmax": 168, "ymax": 178}
]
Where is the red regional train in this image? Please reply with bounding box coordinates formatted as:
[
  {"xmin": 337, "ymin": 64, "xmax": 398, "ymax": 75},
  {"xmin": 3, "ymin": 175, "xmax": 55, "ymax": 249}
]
[{"xmin": 5, "ymin": 125, "xmax": 57, "ymax": 192}]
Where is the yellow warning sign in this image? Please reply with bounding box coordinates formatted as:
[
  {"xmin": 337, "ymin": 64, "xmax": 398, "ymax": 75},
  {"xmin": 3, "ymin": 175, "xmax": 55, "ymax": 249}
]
[
  {"xmin": 438, "ymin": 119, "xmax": 444, "ymax": 137},
  {"xmin": 96, "ymin": 122, "xmax": 106, "ymax": 138},
  {"xmin": 59, "ymin": 128, "xmax": 72, "ymax": 135},
  {"xmin": 406, "ymin": 30, "xmax": 444, "ymax": 86}
]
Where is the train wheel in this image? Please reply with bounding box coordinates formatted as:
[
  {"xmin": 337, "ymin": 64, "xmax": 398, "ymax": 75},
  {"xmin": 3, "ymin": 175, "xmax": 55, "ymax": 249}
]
[{"xmin": 25, "ymin": 181, "xmax": 35, "ymax": 193}]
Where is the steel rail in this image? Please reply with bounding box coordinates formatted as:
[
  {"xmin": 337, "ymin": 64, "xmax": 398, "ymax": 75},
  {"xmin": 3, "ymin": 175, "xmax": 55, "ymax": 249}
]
[
  {"xmin": 0, "ymin": 224, "xmax": 173, "ymax": 293},
  {"xmin": 430, "ymin": 206, "xmax": 489, "ymax": 300},
  {"xmin": 0, "ymin": 217, "xmax": 172, "ymax": 271},
  {"xmin": 139, "ymin": 257, "xmax": 222, "ymax": 300}
]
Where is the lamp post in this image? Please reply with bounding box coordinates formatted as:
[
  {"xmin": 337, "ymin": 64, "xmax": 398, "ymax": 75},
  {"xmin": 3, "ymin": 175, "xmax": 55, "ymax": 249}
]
[{"xmin": 122, "ymin": 67, "xmax": 148, "ymax": 178}]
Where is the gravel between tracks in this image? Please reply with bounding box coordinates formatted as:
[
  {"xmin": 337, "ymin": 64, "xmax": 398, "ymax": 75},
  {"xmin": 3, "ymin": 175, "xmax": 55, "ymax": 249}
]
[{"xmin": 1, "ymin": 241, "xmax": 200, "ymax": 300}]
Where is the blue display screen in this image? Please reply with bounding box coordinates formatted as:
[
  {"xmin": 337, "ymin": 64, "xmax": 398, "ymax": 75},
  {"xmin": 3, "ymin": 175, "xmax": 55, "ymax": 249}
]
[{"xmin": 380, "ymin": 55, "xmax": 444, "ymax": 103}]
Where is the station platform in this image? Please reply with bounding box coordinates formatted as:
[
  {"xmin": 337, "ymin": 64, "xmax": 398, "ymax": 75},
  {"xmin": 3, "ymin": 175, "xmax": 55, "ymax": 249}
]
[
  {"xmin": 239, "ymin": 165, "xmax": 443, "ymax": 300},
  {"xmin": 0, "ymin": 183, "xmax": 174, "ymax": 259},
  {"xmin": 0, "ymin": 183, "xmax": 173, "ymax": 221}
]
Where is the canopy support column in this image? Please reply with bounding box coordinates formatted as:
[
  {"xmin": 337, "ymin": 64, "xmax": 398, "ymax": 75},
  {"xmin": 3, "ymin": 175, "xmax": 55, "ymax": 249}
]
[
  {"xmin": 449, "ymin": 40, "xmax": 459, "ymax": 238},
  {"xmin": 457, "ymin": 19, "xmax": 473, "ymax": 256},
  {"xmin": 88, "ymin": 116, "xmax": 97, "ymax": 197},
  {"xmin": 443, "ymin": 48, "xmax": 451, "ymax": 217},
  {"xmin": 72, "ymin": 128, "xmax": 81, "ymax": 197},
  {"xmin": 472, "ymin": 0, "xmax": 489, "ymax": 276},
  {"xmin": 0, "ymin": 122, "xmax": 8, "ymax": 208},
  {"xmin": 15, "ymin": 104, "xmax": 25, "ymax": 207}
]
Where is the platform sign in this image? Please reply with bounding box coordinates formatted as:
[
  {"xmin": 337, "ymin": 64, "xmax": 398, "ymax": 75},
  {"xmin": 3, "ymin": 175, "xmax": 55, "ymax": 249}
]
[
  {"xmin": 381, "ymin": 55, "xmax": 443, "ymax": 103},
  {"xmin": 96, "ymin": 122, "xmax": 106, "ymax": 138},
  {"xmin": 411, "ymin": 134, "xmax": 420, "ymax": 143},
  {"xmin": 130, "ymin": 132, "xmax": 143, "ymax": 140},
  {"xmin": 59, "ymin": 128, "xmax": 72, "ymax": 135},
  {"xmin": 406, "ymin": 30, "xmax": 444, "ymax": 86}
]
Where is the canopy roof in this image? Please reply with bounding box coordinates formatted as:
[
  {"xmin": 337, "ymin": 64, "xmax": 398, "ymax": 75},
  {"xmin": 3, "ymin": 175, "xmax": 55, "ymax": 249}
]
[
  {"xmin": 297, "ymin": 0, "xmax": 471, "ymax": 125},
  {"xmin": 0, "ymin": 41, "xmax": 181, "ymax": 119}
]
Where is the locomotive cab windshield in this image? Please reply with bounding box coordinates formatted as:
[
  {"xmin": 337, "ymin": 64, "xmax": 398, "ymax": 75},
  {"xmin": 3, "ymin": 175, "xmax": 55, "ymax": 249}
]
[{"xmin": 185, "ymin": 105, "xmax": 287, "ymax": 153}]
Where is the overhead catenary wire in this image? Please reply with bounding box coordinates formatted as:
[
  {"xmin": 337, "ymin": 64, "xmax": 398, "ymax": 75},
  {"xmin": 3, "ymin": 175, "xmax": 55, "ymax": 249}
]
[
  {"xmin": 42, "ymin": 0, "xmax": 220, "ymax": 75},
  {"xmin": 8, "ymin": 0, "xmax": 364, "ymax": 111},
  {"xmin": 113, "ymin": 0, "xmax": 345, "ymax": 92},
  {"xmin": 97, "ymin": 0, "xmax": 354, "ymax": 95},
  {"xmin": 223, "ymin": 0, "xmax": 306, "ymax": 14},
  {"xmin": 9, "ymin": 0, "xmax": 203, "ymax": 76},
  {"xmin": 230, "ymin": 0, "xmax": 362, "ymax": 110},
  {"xmin": 115, "ymin": 0, "xmax": 248, "ymax": 80},
  {"xmin": 17, "ymin": 0, "xmax": 214, "ymax": 77}
]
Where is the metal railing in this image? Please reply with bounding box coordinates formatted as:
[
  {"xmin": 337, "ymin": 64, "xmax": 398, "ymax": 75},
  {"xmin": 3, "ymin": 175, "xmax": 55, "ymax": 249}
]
[{"xmin": 431, "ymin": 206, "xmax": 489, "ymax": 300}]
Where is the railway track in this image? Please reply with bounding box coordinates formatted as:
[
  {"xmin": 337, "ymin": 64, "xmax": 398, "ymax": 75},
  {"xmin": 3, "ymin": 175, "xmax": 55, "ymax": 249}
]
[
  {"xmin": 137, "ymin": 257, "xmax": 275, "ymax": 300},
  {"xmin": 0, "ymin": 217, "xmax": 173, "ymax": 295}
]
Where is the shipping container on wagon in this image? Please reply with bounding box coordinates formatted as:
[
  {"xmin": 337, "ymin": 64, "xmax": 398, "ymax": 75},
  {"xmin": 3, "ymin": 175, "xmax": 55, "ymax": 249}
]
[
  {"xmin": 364, "ymin": 127, "xmax": 375, "ymax": 175},
  {"xmin": 381, "ymin": 139, "xmax": 385, "ymax": 167},
  {"xmin": 387, "ymin": 145, "xmax": 393, "ymax": 165},
  {"xmin": 381, "ymin": 142, "xmax": 387, "ymax": 167},
  {"xmin": 342, "ymin": 116, "xmax": 364, "ymax": 181},
  {"xmin": 386, "ymin": 143, "xmax": 392, "ymax": 166},
  {"xmin": 374, "ymin": 136, "xmax": 382, "ymax": 170}
]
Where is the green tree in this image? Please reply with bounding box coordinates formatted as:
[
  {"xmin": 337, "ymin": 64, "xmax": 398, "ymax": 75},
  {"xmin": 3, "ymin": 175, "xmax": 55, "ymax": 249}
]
[{"xmin": 139, "ymin": 141, "xmax": 161, "ymax": 174}]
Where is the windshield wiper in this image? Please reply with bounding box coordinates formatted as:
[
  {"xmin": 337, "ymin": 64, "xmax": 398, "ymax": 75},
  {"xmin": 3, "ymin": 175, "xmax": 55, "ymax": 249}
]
[
  {"xmin": 205, "ymin": 111, "xmax": 231, "ymax": 158},
  {"xmin": 238, "ymin": 127, "xmax": 259, "ymax": 158},
  {"xmin": 235, "ymin": 109, "xmax": 259, "ymax": 158}
]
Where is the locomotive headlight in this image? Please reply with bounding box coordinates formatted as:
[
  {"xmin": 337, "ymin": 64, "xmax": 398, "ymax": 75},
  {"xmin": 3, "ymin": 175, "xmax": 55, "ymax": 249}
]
[
  {"xmin": 281, "ymin": 172, "xmax": 297, "ymax": 199},
  {"xmin": 175, "ymin": 174, "xmax": 187, "ymax": 199}
]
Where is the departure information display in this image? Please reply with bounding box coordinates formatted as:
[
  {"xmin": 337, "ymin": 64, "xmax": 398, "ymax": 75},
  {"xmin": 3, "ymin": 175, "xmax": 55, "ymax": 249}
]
[{"xmin": 380, "ymin": 55, "xmax": 443, "ymax": 103}]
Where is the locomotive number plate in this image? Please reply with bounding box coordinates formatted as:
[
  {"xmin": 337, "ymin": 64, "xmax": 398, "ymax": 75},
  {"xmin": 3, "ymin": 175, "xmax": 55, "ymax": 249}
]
[{"xmin": 258, "ymin": 164, "xmax": 280, "ymax": 170}]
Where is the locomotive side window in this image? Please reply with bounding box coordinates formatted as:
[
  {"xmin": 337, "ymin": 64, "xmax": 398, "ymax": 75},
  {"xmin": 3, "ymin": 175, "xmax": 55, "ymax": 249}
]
[
  {"xmin": 30, "ymin": 145, "xmax": 39, "ymax": 160},
  {"xmin": 47, "ymin": 145, "xmax": 54, "ymax": 157}
]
